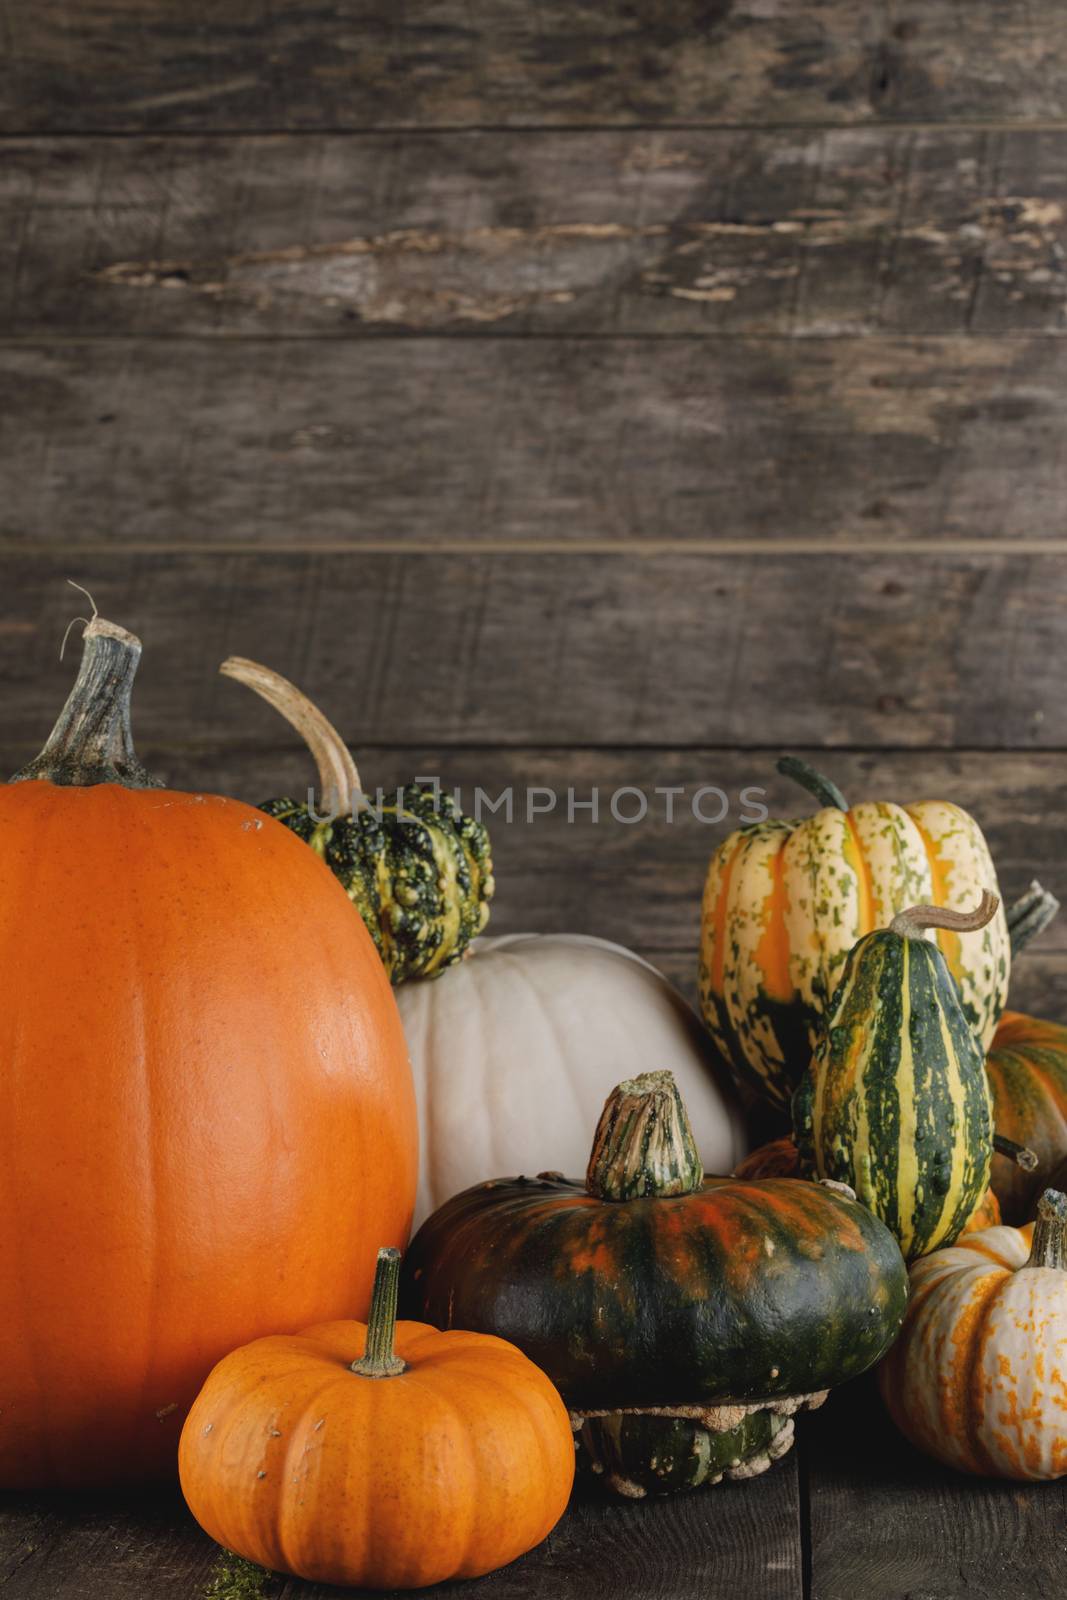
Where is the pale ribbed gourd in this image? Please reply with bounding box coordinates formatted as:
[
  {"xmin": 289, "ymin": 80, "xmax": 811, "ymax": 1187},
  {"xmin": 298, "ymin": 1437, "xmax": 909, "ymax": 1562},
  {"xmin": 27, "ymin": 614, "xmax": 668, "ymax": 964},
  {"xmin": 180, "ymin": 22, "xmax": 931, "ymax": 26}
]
[
  {"xmin": 793, "ymin": 893, "xmax": 1000, "ymax": 1261},
  {"xmin": 220, "ymin": 659, "xmax": 494, "ymax": 984},
  {"xmin": 879, "ymin": 1190, "xmax": 1067, "ymax": 1480},
  {"xmin": 698, "ymin": 757, "xmax": 1027, "ymax": 1113}
]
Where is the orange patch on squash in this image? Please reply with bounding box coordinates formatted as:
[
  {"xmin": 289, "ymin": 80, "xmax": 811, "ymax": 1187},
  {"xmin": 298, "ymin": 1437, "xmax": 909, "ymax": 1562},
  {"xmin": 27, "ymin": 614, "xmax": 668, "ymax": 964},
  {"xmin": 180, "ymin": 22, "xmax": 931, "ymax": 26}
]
[
  {"xmin": 751, "ymin": 848, "xmax": 793, "ymax": 1002},
  {"xmin": 708, "ymin": 836, "xmax": 746, "ymax": 994}
]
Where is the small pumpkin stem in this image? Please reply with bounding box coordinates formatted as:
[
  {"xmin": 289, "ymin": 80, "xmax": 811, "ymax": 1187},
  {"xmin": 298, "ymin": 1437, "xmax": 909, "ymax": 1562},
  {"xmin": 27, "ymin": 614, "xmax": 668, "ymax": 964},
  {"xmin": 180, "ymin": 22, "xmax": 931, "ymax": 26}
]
[
  {"xmin": 889, "ymin": 890, "xmax": 999, "ymax": 941},
  {"xmin": 993, "ymin": 1133, "xmax": 1039, "ymax": 1172},
  {"xmin": 1006, "ymin": 880, "xmax": 1060, "ymax": 958},
  {"xmin": 11, "ymin": 617, "xmax": 162, "ymax": 789},
  {"xmin": 220, "ymin": 657, "xmax": 363, "ymax": 818},
  {"xmin": 1025, "ymin": 1190, "xmax": 1067, "ymax": 1271},
  {"xmin": 351, "ymin": 1248, "xmax": 406, "ymax": 1378},
  {"xmin": 776, "ymin": 755, "xmax": 849, "ymax": 812},
  {"xmin": 586, "ymin": 1071, "xmax": 704, "ymax": 1202}
]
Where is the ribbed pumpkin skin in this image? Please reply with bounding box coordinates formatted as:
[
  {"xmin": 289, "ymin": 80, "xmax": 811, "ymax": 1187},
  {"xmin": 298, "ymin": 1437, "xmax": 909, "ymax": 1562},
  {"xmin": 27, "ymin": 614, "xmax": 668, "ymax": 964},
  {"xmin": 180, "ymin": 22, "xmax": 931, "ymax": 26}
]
[
  {"xmin": 986, "ymin": 1011, "xmax": 1067, "ymax": 1223},
  {"xmin": 879, "ymin": 1222, "xmax": 1067, "ymax": 1480},
  {"xmin": 0, "ymin": 782, "xmax": 417, "ymax": 1488},
  {"xmin": 401, "ymin": 1176, "xmax": 908, "ymax": 1410},
  {"xmin": 797, "ymin": 930, "xmax": 993, "ymax": 1261},
  {"xmin": 700, "ymin": 801, "xmax": 1008, "ymax": 1110},
  {"xmin": 179, "ymin": 1319, "xmax": 574, "ymax": 1588}
]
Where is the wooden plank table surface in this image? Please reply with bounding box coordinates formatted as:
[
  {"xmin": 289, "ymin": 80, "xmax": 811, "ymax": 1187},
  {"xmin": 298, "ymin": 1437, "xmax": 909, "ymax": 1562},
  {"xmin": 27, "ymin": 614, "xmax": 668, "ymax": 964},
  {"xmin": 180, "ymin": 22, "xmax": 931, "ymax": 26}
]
[
  {"xmin": 2, "ymin": 1378, "xmax": 1064, "ymax": 1599},
  {"xmin": 3, "ymin": 1, "xmax": 1067, "ymax": 1595}
]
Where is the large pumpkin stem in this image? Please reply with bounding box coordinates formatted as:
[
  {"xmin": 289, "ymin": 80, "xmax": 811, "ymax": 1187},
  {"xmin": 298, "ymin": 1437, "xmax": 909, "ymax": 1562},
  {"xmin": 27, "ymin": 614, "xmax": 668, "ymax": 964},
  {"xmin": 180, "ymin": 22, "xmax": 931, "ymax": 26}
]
[
  {"xmin": 889, "ymin": 891, "xmax": 999, "ymax": 941},
  {"xmin": 586, "ymin": 1071, "xmax": 704, "ymax": 1201},
  {"xmin": 352, "ymin": 1248, "xmax": 406, "ymax": 1378},
  {"xmin": 11, "ymin": 616, "xmax": 162, "ymax": 789},
  {"xmin": 776, "ymin": 756, "xmax": 848, "ymax": 812},
  {"xmin": 1025, "ymin": 1189, "xmax": 1067, "ymax": 1271},
  {"xmin": 220, "ymin": 656, "xmax": 363, "ymax": 819},
  {"xmin": 1006, "ymin": 880, "xmax": 1060, "ymax": 958}
]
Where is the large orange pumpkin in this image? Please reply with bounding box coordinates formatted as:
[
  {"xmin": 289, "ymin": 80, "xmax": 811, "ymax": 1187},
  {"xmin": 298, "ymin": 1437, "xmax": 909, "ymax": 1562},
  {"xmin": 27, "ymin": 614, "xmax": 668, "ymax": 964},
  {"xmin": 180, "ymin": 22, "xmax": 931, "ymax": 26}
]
[
  {"xmin": 179, "ymin": 1248, "xmax": 574, "ymax": 1589},
  {"xmin": 0, "ymin": 616, "xmax": 417, "ymax": 1487}
]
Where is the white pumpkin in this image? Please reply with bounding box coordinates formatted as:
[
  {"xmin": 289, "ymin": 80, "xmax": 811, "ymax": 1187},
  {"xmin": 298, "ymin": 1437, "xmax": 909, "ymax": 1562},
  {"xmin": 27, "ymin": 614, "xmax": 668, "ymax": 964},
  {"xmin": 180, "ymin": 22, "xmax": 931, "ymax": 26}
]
[{"xmin": 397, "ymin": 933, "xmax": 750, "ymax": 1224}]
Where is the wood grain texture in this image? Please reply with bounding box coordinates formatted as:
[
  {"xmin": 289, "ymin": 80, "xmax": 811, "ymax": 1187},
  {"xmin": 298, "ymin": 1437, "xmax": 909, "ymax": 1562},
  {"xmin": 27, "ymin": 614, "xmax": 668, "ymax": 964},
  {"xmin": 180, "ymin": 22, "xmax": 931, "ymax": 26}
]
[
  {"xmin": 0, "ymin": 1490, "xmax": 218, "ymax": 1598},
  {"xmin": 3, "ymin": 2, "xmax": 1067, "ymax": 133},
  {"xmin": 5, "ymin": 557, "xmax": 1067, "ymax": 748},
  {"xmin": 805, "ymin": 1377, "xmax": 1067, "ymax": 1600},
  {"xmin": 0, "ymin": 1468, "xmax": 803, "ymax": 1599},
  {"xmin": 5, "ymin": 129, "xmax": 1067, "ymax": 338},
  {"xmin": 2, "ymin": 1387, "xmax": 1062, "ymax": 1600},
  {"xmin": 91, "ymin": 747, "xmax": 1067, "ymax": 962},
  {"xmin": 4, "ymin": 337, "xmax": 1067, "ymax": 547},
  {"xmin": 0, "ymin": 739, "xmax": 1062, "ymax": 961}
]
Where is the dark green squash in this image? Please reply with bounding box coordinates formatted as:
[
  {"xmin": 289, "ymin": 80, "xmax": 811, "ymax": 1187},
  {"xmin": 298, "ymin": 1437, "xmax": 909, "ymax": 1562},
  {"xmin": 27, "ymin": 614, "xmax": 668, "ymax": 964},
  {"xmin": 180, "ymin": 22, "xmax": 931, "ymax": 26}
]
[
  {"xmin": 401, "ymin": 1070, "xmax": 908, "ymax": 1491},
  {"xmin": 793, "ymin": 893, "xmax": 999, "ymax": 1261},
  {"xmin": 577, "ymin": 1396, "xmax": 823, "ymax": 1498},
  {"xmin": 220, "ymin": 657, "xmax": 493, "ymax": 984}
]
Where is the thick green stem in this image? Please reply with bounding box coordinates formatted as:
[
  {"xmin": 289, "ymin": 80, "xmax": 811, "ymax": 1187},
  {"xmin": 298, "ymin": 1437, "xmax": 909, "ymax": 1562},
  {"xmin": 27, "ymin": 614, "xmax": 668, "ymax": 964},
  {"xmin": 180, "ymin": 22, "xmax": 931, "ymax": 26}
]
[
  {"xmin": 1006, "ymin": 880, "xmax": 1060, "ymax": 958},
  {"xmin": 11, "ymin": 618, "xmax": 162, "ymax": 789},
  {"xmin": 776, "ymin": 756, "xmax": 848, "ymax": 812},
  {"xmin": 352, "ymin": 1248, "xmax": 406, "ymax": 1377},
  {"xmin": 889, "ymin": 891, "xmax": 999, "ymax": 942},
  {"xmin": 586, "ymin": 1071, "xmax": 704, "ymax": 1201},
  {"xmin": 1026, "ymin": 1190, "xmax": 1067, "ymax": 1271}
]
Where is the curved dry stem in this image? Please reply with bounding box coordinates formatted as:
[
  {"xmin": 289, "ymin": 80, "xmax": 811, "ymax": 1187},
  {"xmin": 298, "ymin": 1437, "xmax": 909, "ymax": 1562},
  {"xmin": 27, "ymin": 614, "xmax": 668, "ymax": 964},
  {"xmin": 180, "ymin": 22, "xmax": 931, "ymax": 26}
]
[
  {"xmin": 889, "ymin": 889, "xmax": 999, "ymax": 941},
  {"xmin": 220, "ymin": 656, "xmax": 362, "ymax": 817}
]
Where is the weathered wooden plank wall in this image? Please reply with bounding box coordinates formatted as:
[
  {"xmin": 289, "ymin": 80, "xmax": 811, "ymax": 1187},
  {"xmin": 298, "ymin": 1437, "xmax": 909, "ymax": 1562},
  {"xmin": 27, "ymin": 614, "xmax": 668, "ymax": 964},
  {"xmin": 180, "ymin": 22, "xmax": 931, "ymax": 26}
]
[
  {"xmin": 1, "ymin": 3, "xmax": 1065, "ymax": 979},
  {"xmin": 4, "ymin": 3, "xmax": 1067, "ymax": 130},
  {"xmin": 5, "ymin": 129, "xmax": 1067, "ymax": 338},
  {"xmin": 1, "ymin": 12, "xmax": 1067, "ymax": 1591}
]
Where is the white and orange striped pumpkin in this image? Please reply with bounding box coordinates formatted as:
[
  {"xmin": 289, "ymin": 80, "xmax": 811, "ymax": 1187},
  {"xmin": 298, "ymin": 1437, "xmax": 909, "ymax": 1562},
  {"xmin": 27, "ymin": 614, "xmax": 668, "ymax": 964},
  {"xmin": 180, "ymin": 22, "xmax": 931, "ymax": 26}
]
[
  {"xmin": 879, "ymin": 1189, "xmax": 1067, "ymax": 1480},
  {"xmin": 699, "ymin": 756, "xmax": 1010, "ymax": 1111}
]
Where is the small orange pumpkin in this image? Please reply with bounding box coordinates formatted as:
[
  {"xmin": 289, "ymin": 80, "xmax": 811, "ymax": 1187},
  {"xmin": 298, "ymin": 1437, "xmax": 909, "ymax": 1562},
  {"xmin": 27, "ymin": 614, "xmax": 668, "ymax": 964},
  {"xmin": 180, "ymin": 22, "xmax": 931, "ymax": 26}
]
[
  {"xmin": 179, "ymin": 1248, "xmax": 575, "ymax": 1589},
  {"xmin": 879, "ymin": 1189, "xmax": 1067, "ymax": 1480}
]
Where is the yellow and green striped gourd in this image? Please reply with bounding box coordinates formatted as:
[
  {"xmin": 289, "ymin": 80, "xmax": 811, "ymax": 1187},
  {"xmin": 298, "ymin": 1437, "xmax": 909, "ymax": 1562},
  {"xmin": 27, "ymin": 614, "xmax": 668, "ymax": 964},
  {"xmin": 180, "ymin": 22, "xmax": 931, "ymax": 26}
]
[
  {"xmin": 699, "ymin": 757, "xmax": 1013, "ymax": 1112},
  {"xmin": 793, "ymin": 893, "xmax": 999, "ymax": 1261}
]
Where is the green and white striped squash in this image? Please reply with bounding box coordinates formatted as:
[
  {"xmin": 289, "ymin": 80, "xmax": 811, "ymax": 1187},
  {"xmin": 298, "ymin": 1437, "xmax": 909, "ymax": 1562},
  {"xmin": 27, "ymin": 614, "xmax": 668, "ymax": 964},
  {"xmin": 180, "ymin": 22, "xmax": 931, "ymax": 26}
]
[
  {"xmin": 793, "ymin": 894, "xmax": 998, "ymax": 1261},
  {"xmin": 699, "ymin": 757, "xmax": 1012, "ymax": 1113}
]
